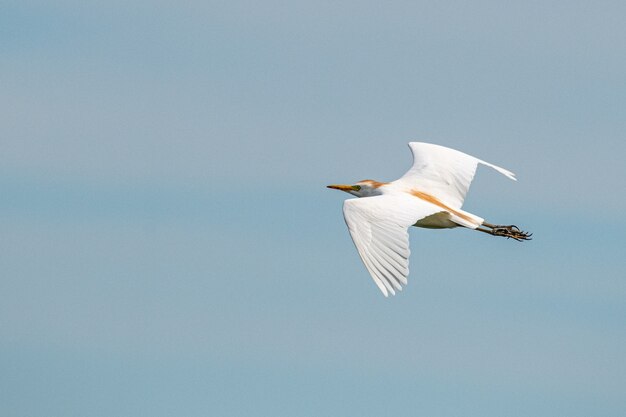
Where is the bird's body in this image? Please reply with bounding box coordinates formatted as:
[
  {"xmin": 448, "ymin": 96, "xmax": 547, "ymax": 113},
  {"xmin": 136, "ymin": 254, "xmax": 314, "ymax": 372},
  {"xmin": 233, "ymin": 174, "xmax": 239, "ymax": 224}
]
[{"xmin": 328, "ymin": 142, "xmax": 531, "ymax": 297}]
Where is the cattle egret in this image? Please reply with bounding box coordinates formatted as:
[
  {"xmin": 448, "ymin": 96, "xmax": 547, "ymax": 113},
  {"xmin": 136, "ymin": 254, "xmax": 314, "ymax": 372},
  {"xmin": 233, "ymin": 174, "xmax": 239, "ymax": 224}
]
[{"xmin": 327, "ymin": 142, "xmax": 531, "ymax": 297}]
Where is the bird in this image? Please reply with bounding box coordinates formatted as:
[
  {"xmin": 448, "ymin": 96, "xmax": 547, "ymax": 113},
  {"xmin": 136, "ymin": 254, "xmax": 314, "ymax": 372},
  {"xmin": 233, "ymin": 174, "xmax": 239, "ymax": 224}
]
[{"xmin": 327, "ymin": 142, "xmax": 531, "ymax": 297}]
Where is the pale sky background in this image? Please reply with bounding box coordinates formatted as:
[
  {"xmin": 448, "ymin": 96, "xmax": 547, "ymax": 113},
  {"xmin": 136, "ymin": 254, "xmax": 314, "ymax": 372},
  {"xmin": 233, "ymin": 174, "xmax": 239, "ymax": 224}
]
[{"xmin": 2, "ymin": 1, "xmax": 625, "ymax": 416}]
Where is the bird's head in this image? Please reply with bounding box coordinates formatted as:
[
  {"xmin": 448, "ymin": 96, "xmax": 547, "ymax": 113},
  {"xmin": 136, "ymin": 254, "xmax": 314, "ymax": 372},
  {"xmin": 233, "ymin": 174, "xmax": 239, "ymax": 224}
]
[{"xmin": 326, "ymin": 180, "xmax": 387, "ymax": 197}]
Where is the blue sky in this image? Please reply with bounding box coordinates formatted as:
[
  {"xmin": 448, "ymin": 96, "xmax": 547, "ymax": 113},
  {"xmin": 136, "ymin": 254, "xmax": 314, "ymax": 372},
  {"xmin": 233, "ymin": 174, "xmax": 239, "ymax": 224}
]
[{"xmin": 2, "ymin": 1, "xmax": 625, "ymax": 416}]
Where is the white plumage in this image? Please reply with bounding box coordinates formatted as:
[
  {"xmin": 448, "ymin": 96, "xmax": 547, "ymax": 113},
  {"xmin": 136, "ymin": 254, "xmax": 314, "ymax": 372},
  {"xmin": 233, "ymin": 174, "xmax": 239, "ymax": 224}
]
[
  {"xmin": 328, "ymin": 142, "xmax": 530, "ymax": 297},
  {"xmin": 399, "ymin": 142, "xmax": 516, "ymax": 208}
]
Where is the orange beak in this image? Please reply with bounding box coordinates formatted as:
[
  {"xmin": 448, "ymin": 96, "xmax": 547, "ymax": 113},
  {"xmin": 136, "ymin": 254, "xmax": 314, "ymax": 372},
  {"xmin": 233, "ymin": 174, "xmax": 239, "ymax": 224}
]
[{"xmin": 327, "ymin": 184, "xmax": 356, "ymax": 192}]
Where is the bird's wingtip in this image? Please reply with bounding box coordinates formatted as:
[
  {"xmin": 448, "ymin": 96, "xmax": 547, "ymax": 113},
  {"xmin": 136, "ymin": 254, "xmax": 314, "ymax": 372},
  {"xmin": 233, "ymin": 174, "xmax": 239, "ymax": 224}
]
[{"xmin": 479, "ymin": 160, "xmax": 518, "ymax": 181}]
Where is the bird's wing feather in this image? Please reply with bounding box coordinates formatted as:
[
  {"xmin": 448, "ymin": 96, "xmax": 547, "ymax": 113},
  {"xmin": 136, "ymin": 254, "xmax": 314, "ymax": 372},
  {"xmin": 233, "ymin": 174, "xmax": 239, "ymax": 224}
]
[
  {"xmin": 397, "ymin": 142, "xmax": 516, "ymax": 208},
  {"xmin": 342, "ymin": 195, "xmax": 442, "ymax": 297}
]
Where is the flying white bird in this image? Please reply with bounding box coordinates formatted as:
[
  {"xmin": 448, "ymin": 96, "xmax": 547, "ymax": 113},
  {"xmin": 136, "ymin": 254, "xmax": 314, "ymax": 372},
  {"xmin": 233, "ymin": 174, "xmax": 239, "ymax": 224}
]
[{"xmin": 327, "ymin": 142, "xmax": 531, "ymax": 297}]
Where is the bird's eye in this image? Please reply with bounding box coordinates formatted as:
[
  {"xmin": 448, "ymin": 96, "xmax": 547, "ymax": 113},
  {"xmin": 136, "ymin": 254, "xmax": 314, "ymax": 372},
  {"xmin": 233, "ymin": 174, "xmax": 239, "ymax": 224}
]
[{"xmin": 352, "ymin": 185, "xmax": 361, "ymax": 191}]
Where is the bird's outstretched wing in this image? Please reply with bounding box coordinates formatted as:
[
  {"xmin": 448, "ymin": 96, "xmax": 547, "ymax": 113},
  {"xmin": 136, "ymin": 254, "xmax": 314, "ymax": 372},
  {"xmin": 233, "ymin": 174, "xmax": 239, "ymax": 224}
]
[
  {"xmin": 398, "ymin": 142, "xmax": 516, "ymax": 208},
  {"xmin": 343, "ymin": 195, "xmax": 441, "ymax": 296}
]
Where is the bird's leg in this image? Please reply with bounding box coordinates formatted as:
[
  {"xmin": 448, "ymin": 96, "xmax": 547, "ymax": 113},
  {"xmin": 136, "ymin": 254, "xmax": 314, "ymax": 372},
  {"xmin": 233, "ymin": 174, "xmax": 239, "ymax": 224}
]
[{"xmin": 479, "ymin": 222, "xmax": 532, "ymax": 241}]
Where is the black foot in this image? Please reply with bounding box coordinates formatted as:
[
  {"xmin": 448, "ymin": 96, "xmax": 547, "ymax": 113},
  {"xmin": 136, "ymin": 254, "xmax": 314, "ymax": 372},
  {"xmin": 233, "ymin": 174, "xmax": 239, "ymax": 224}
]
[{"xmin": 492, "ymin": 225, "xmax": 532, "ymax": 241}]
